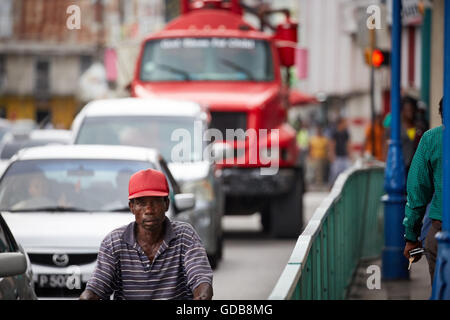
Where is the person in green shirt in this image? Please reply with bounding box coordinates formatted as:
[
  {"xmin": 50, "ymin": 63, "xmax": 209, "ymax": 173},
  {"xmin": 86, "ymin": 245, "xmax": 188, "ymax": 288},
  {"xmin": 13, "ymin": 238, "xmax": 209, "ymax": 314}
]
[{"xmin": 403, "ymin": 97, "xmax": 443, "ymax": 283}]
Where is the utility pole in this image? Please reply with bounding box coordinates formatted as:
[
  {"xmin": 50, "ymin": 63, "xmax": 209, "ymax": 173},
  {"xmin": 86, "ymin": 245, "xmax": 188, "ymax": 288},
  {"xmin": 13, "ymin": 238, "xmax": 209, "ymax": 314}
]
[
  {"xmin": 382, "ymin": 0, "xmax": 409, "ymax": 280},
  {"xmin": 369, "ymin": 28, "xmax": 376, "ymax": 157}
]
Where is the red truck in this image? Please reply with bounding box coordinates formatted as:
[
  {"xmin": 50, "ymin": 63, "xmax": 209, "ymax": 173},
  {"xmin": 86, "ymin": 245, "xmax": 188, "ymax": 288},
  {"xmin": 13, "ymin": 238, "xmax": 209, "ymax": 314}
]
[{"xmin": 130, "ymin": 0, "xmax": 304, "ymax": 238}]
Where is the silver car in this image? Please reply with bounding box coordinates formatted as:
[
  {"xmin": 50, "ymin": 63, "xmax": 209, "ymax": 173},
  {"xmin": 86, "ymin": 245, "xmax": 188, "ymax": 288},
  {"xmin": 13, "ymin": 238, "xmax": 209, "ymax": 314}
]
[
  {"xmin": 71, "ymin": 97, "xmax": 224, "ymax": 268},
  {"xmin": 0, "ymin": 144, "xmax": 196, "ymax": 298}
]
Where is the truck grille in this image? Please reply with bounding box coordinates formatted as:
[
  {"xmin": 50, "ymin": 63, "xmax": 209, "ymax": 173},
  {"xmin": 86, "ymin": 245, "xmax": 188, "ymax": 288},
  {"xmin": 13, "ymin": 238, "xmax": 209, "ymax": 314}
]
[
  {"xmin": 210, "ymin": 111, "xmax": 248, "ymax": 140},
  {"xmin": 28, "ymin": 253, "xmax": 98, "ymax": 267}
]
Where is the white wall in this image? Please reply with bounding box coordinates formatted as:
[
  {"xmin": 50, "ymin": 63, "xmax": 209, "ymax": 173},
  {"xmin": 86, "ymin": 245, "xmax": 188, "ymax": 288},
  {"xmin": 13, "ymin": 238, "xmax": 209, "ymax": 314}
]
[
  {"xmin": 297, "ymin": 0, "xmax": 371, "ymax": 96},
  {"xmin": 51, "ymin": 56, "xmax": 80, "ymax": 96},
  {"xmin": 5, "ymin": 56, "xmax": 35, "ymax": 95}
]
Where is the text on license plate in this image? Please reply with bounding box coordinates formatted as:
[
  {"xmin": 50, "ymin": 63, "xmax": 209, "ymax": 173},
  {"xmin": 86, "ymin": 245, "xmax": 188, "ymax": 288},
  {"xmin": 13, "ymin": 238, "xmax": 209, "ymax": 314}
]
[{"xmin": 37, "ymin": 274, "xmax": 81, "ymax": 289}]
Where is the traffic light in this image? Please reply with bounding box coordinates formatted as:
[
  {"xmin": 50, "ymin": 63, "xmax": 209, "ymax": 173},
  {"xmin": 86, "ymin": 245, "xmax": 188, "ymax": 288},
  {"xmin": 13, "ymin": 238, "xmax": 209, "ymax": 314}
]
[{"xmin": 364, "ymin": 48, "xmax": 390, "ymax": 68}]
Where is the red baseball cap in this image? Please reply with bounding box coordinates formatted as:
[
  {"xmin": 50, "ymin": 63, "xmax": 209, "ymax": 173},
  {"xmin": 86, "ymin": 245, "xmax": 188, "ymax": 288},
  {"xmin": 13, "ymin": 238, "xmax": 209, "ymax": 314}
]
[{"xmin": 128, "ymin": 169, "xmax": 170, "ymax": 200}]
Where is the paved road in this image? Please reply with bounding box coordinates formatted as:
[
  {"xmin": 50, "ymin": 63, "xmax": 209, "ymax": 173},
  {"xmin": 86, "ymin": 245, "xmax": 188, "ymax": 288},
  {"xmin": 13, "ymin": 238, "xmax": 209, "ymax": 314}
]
[{"xmin": 212, "ymin": 191, "xmax": 328, "ymax": 300}]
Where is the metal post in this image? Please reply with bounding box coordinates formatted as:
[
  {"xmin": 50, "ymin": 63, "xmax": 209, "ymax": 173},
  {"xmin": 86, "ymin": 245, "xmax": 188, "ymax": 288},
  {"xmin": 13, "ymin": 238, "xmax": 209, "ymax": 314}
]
[
  {"xmin": 370, "ymin": 29, "xmax": 376, "ymax": 157},
  {"xmin": 382, "ymin": 0, "xmax": 409, "ymax": 280},
  {"xmin": 431, "ymin": 0, "xmax": 450, "ymax": 300}
]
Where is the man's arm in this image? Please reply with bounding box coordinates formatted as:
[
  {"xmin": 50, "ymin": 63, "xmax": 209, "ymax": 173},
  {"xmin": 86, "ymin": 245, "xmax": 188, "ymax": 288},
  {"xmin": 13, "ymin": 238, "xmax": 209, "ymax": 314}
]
[
  {"xmin": 79, "ymin": 289, "xmax": 101, "ymax": 300},
  {"xmin": 183, "ymin": 226, "xmax": 214, "ymax": 300},
  {"xmin": 402, "ymin": 133, "xmax": 433, "ymax": 260},
  {"xmin": 79, "ymin": 236, "xmax": 118, "ymax": 300},
  {"xmin": 193, "ymin": 283, "xmax": 213, "ymax": 300}
]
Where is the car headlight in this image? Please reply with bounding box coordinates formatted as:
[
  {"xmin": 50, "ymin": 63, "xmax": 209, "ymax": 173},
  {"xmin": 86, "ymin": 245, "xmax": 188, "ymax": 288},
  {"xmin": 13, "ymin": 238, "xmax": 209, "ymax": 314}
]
[{"xmin": 181, "ymin": 179, "xmax": 214, "ymax": 202}]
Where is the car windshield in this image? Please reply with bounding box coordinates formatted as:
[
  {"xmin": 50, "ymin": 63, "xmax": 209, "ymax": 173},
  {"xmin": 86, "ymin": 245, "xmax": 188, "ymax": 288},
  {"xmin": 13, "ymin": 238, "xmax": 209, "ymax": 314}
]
[
  {"xmin": 0, "ymin": 159, "xmax": 154, "ymax": 212},
  {"xmin": 140, "ymin": 38, "xmax": 274, "ymax": 82},
  {"xmin": 75, "ymin": 116, "xmax": 204, "ymax": 162}
]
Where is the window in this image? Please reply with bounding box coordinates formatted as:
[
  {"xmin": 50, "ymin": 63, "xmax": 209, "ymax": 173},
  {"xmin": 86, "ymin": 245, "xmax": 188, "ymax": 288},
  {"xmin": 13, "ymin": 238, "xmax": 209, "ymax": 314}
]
[
  {"xmin": 0, "ymin": 159, "xmax": 155, "ymax": 212},
  {"xmin": 140, "ymin": 38, "xmax": 274, "ymax": 82},
  {"xmin": 35, "ymin": 59, "xmax": 50, "ymax": 94},
  {"xmin": 75, "ymin": 115, "xmax": 204, "ymax": 162},
  {"xmin": 80, "ymin": 55, "xmax": 92, "ymax": 75}
]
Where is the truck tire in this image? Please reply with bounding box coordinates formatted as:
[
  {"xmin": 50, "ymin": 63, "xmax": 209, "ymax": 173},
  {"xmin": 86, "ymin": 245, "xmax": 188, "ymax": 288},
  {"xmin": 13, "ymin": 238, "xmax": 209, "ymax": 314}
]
[{"xmin": 269, "ymin": 167, "xmax": 304, "ymax": 238}]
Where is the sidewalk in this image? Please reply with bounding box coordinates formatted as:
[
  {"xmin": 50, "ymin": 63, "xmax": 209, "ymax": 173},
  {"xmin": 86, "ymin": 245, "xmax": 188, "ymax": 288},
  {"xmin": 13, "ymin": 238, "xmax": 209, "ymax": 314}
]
[{"xmin": 347, "ymin": 257, "xmax": 431, "ymax": 300}]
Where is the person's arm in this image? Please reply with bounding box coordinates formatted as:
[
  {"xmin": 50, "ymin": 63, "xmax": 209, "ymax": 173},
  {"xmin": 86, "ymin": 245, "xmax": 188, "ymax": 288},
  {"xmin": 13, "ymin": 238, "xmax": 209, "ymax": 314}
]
[
  {"xmin": 403, "ymin": 133, "xmax": 434, "ymax": 261},
  {"xmin": 193, "ymin": 282, "xmax": 213, "ymax": 300},
  {"xmin": 79, "ymin": 235, "xmax": 118, "ymax": 300},
  {"xmin": 79, "ymin": 289, "xmax": 101, "ymax": 300},
  {"xmin": 183, "ymin": 226, "xmax": 214, "ymax": 300}
]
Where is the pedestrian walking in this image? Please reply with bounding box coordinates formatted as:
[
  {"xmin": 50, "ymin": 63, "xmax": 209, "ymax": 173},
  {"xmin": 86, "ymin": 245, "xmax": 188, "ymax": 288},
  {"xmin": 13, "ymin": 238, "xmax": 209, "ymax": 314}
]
[
  {"xmin": 384, "ymin": 96, "xmax": 420, "ymax": 177},
  {"xmin": 329, "ymin": 117, "xmax": 351, "ymax": 186},
  {"xmin": 403, "ymin": 97, "xmax": 444, "ymax": 285},
  {"xmin": 296, "ymin": 118, "xmax": 310, "ymax": 166},
  {"xmin": 79, "ymin": 168, "xmax": 213, "ymax": 300},
  {"xmin": 415, "ymin": 101, "xmax": 429, "ymax": 148},
  {"xmin": 308, "ymin": 126, "xmax": 329, "ymax": 186},
  {"xmin": 363, "ymin": 113, "xmax": 386, "ymax": 161}
]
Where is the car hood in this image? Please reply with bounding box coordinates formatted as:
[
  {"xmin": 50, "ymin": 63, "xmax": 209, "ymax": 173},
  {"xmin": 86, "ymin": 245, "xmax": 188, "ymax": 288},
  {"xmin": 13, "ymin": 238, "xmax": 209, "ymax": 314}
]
[
  {"xmin": 168, "ymin": 161, "xmax": 211, "ymax": 183},
  {"xmin": 2, "ymin": 213, "xmax": 135, "ymax": 253},
  {"xmin": 133, "ymin": 82, "xmax": 281, "ymax": 111}
]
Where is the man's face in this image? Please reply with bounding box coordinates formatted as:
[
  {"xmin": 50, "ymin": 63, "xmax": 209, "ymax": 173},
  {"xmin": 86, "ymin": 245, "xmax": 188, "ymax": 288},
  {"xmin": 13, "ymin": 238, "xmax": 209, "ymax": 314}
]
[{"xmin": 129, "ymin": 196, "xmax": 169, "ymax": 232}]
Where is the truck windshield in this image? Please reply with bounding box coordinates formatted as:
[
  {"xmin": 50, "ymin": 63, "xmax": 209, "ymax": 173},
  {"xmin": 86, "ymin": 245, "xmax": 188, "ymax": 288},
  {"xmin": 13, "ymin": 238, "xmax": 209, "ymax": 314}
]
[{"xmin": 140, "ymin": 38, "xmax": 274, "ymax": 82}]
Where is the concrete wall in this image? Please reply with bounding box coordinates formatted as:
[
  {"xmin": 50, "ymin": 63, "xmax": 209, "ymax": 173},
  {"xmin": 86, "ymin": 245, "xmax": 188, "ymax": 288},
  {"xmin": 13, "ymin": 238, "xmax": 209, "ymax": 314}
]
[
  {"xmin": 4, "ymin": 56, "xmax": 35, "ymax": 95},
  {"xmin": 4, "ymin": 55, "xmax": 81, "ymax": 96},
  {"xmin": 51, "ymin": 56, "xmax": 81, "ymax": 96}
]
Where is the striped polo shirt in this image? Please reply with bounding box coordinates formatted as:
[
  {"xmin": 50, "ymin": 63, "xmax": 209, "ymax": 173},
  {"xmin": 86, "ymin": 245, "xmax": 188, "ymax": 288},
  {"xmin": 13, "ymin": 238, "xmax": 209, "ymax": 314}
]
[{"xmin": 86, "ymin": 217, "xmax": 213, "ymax": 300}]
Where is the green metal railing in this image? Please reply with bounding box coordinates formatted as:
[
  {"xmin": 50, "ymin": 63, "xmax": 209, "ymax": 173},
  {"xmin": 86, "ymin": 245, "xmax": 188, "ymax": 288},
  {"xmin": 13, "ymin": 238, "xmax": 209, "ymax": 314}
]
[{"xmin": 269, "ymin": 161, "xmax": 385, "ymax": 300}]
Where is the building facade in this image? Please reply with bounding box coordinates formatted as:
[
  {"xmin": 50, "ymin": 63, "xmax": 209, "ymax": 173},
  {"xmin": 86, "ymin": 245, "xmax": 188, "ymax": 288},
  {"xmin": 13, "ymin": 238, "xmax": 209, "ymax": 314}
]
[{"xmin": 0, "ymin": 0, "xmax": 165, "ymax": 129}]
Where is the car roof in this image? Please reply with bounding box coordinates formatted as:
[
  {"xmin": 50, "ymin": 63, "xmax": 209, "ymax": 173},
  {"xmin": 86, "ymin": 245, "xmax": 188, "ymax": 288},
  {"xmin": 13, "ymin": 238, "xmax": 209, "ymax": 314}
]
[
  {"xmin": 81, "ymin": 98, "xmax": 205, "ymax": 118},
  {"xmin": 29, "ymin": 129, "xmax": 72, "ymax": 142},
  {"xmin": 13, "ymin": 144, "xmax": 160, "ymax": 162}
]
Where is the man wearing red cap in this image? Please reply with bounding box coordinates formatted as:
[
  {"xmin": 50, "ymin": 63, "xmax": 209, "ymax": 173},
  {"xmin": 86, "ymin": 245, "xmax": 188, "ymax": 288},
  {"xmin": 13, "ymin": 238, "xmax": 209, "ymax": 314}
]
[{"xmin": 80, "ymin": 169, "xmax": 213, "ymax": 300}]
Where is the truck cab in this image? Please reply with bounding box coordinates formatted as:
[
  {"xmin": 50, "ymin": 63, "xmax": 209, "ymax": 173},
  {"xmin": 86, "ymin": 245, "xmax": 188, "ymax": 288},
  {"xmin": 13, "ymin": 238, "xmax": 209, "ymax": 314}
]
[{"xmin": 131, "ymin": 0, "xmax": 303, "ymax": 238}]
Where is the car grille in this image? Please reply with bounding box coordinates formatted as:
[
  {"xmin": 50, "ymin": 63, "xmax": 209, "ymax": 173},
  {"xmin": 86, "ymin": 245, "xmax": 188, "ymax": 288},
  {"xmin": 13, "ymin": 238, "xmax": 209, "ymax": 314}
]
[
  {"xmin": 28, "ymin": 253, "xmax": 98, "ymax": 267},
  {"xmin": 210, "ymin": 111, "xmax": 248, "ymax": 140}
]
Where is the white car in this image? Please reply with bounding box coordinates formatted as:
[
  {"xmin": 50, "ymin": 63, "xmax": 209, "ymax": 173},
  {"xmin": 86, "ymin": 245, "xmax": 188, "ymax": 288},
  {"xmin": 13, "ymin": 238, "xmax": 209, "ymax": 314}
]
[
  {"xmin": 0, "ymin": 145, "xmax": 196, "ymax": 298},
  {"xmin": 71, "ymin": 97, "xmax": 224, "ymax": 268}
]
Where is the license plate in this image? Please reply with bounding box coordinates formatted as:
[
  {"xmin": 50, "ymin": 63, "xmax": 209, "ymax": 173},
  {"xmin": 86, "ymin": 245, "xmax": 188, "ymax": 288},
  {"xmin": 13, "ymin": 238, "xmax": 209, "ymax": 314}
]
[{"xmin": 37, "ymin": 274, "xmax": 81, "ymax": 289}]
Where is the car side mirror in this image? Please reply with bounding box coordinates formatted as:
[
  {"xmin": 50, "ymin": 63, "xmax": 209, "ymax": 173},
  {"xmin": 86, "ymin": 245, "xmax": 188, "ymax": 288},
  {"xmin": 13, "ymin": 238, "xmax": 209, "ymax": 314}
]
[
  {"xmin": 174, "ymin": 193, "xmax": 196, "ymax": 212},
  {"xmin": 0, "ymin": 252, "xmax": 27, "ymax": 277}
]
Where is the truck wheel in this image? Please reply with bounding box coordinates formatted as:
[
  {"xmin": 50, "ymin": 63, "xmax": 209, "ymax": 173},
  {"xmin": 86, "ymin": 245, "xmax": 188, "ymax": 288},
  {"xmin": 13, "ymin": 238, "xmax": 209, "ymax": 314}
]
[{"xmin": 269, "ymin": 168, "xmax": 304, "ymax": 238}]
